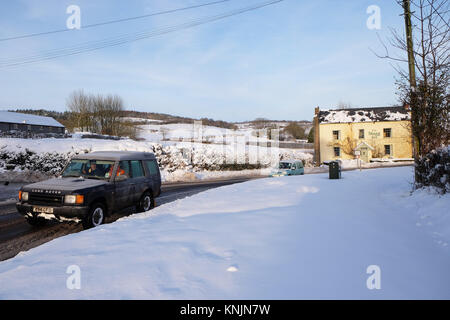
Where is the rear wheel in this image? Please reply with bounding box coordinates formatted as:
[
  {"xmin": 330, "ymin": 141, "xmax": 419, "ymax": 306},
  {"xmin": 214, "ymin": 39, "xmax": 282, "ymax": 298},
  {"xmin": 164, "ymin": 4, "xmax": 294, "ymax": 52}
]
[
  {"xmin": 136, "ymin": 192, "xmax": 154, "ymax": 213},
  {"xmin": 82, "ymin": 203, "xmax": 105, "ymax": 229}
]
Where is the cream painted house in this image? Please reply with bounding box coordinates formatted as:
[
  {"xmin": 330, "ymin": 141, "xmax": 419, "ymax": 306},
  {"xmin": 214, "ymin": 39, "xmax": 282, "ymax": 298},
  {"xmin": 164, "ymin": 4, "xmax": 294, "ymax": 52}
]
[{"xmin": 313, "ymin": 106, "xmax": 413, "ymax": 164}]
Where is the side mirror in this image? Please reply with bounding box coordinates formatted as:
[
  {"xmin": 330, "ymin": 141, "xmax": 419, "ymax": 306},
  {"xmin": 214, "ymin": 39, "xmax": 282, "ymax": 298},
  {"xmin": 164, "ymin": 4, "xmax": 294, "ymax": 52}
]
[{"xmin": 115, "ymin": 175, "xmax": 128, "ymax": 182}]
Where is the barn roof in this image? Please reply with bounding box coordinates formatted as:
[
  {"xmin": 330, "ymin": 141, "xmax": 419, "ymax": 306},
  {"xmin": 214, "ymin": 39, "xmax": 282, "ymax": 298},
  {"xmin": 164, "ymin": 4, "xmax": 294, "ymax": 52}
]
[
  {"xmin": 0, "ymin": 111, "xmax": 64, "ymax": 128},
  {"xmin": 318, "ymin": 106, "xmax": 410, "ymax": 124}
]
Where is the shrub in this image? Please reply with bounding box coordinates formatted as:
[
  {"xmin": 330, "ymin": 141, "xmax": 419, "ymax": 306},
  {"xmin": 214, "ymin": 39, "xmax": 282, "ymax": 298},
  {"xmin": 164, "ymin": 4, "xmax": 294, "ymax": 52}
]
[{"xmin": 415, "ymin": 146, "xmax": 450, "ymax": 193}]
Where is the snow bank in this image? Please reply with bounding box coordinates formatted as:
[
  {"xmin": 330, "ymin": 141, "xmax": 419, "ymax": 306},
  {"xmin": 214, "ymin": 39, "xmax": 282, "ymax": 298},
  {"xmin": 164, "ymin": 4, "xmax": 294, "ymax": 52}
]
[
  {"xmin": 0, "ymin": 137, "xmax": 313, "ymax": 182},
  {"xmin": 0, "ymin": 167, "xmax": 448, "ymax": 299},
  {"xmin": 338, "ymin": 159, "xmax": 414, "ymax": 170},
  {"xmin": 0, "ymin": 137, "xmax": 158, "ymax": 154}
]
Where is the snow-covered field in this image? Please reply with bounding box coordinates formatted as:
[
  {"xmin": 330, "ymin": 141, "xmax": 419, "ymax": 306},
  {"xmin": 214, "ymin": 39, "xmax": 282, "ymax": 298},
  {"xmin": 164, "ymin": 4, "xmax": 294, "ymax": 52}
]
[{"xmin": 0, "ymin": 166, "xmax": 448, "ymax": 299}]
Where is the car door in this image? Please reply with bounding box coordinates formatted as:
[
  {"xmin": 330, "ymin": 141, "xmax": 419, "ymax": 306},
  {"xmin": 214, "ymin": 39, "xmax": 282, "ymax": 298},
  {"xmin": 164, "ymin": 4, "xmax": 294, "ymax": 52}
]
[
  {"xmin": 143, "ymin": 159, "xmax": 161, "ymax": 197},
  {"xmin": 129, "ymin": 160, "xmax": 147, "ymax": 203},
  {"xmin": 297, "ymin": 161, "xmax": 304, "ymax": 175},
  {"xmin": 294, "ymin": 162, "xmax": 300, "ymax": 175},
  {"xmin": 114, "ymin": 160, "xmax": 134, "ymax": 209},
  {"xmin": 292, "ymin": 162, "xmax": 298, "ymax": 175}
]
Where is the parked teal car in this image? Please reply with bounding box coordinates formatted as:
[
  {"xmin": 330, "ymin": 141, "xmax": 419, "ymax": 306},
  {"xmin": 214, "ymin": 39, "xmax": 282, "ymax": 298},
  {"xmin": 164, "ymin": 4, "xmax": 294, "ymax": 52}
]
[{"xmin": 269, "ymin": 160, "xmax": 305, "ymax": 177}]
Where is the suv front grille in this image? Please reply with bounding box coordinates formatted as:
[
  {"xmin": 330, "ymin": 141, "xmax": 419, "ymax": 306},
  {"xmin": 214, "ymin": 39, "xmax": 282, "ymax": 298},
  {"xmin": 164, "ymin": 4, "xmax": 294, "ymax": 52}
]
[{"xmin": 28, "ymin": 193, "xmax": 64, "ymax": 206}]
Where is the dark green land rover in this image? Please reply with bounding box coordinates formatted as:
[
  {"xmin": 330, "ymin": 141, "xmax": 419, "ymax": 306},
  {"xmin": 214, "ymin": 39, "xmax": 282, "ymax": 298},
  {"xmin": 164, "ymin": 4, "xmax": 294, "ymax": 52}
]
[{"xmin": 16, "ymin": 151, "xmax": 161, "ymax": 229}]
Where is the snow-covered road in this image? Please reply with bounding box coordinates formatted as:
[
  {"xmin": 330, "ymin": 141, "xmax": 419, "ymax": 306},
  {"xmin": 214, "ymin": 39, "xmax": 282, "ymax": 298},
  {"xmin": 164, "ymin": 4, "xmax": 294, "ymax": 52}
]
[{"xmin": 0, "ymin": 167, "xmax": 448, "ymax": 299}]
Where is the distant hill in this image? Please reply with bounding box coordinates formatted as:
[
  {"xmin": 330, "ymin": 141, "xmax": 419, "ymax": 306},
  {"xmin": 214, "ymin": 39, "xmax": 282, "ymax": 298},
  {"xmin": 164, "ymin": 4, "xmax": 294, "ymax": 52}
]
[
  {"xmin": 120, "ymin": 110, "xmax": 238, "ymax": 130},
  {"xmin": 9, "ymin": 108, "xmax": 70, "ymax": 120},
  {"xmin": 8, "ymin": 108, "xmax": 312, "ymax": 131}
]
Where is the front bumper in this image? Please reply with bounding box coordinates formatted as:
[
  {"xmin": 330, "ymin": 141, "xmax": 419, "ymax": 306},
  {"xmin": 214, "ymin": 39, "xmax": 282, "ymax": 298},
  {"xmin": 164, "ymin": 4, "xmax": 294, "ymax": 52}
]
[
  {"xmin": 269, "ymin": 173, "xmax": 288, "ymax": 177},
  {"xmin": 16, "ymin": 202, "xmax": 89, "ymax": 221}
]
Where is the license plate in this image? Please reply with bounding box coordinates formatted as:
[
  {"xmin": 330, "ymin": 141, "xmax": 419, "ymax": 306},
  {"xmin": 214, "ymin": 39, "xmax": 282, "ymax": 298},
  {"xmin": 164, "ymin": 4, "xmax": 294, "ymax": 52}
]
[{"xmin": 33, "ymin": 206, "xmax": 54, "ymax": 214}]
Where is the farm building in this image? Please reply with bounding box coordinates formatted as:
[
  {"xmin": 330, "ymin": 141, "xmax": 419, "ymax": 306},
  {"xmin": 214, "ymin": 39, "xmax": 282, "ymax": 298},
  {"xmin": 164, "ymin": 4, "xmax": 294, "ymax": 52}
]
[
  {"xmin": 313, "ymin": 105, "xmax": 413, "ymax": 164},
  {"xmin": 0, "ymin": 111, "xmax": 65, "ymax": 136}
]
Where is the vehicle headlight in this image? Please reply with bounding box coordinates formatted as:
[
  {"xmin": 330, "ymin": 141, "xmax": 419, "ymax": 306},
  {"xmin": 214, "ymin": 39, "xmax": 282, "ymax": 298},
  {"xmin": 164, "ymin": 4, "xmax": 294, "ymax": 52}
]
[
  {"xmin": 64, "ymin": 194, "xmax": 84, "ymax": 204},
  {"xmin": 21, "ymin": 191, "xmax": 29, "ymax": 201}
]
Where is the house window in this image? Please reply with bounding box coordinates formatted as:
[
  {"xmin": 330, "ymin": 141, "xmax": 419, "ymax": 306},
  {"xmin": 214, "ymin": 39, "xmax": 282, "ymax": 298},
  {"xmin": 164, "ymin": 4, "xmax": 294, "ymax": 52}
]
[
  {"xmin": 384, "ymin": 145, "xmax": 392, "ymax": 156},
  {"xmin": 383, "ymin": 128, "xmax": 391, "ymax": 138},
  {"xmin": 332, "ymin": 130, "xmax": 340, "ymax": 140},
  {"xmin": 334, "ymin": 147, "xmax": 341, "ymax": 157},
  {"xmin": 359, "ymin": 129, "xmax": 364, "ymax": 139}
]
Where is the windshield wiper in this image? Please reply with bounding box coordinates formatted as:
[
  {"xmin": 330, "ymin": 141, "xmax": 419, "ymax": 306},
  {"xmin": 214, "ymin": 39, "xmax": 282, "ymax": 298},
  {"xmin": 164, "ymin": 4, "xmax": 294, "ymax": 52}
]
[{"xmin": 84, "ymin": 176, "xmax": 103, "ymax": 180}]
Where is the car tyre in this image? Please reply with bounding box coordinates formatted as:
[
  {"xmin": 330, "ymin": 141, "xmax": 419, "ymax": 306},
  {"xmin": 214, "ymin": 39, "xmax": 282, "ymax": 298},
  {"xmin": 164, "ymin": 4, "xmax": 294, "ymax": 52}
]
[
  {"xmin": 136, "ymin": 191, "xmax": 154, "ymax": 213},
  {"xmin": 82, "ymin": 202, "xmax": 106, "ymax": 229}
]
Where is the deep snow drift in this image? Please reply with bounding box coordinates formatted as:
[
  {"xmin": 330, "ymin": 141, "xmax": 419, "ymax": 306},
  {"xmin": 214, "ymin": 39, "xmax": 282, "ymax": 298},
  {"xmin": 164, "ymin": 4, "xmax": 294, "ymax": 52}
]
[{"xmin": 0, "ymin": 167, "xmax": 448, "ymax": 299}]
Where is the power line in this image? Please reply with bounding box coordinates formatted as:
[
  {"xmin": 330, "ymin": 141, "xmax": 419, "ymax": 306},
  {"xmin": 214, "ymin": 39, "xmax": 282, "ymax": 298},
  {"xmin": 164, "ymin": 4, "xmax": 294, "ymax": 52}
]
[
  {"xmin": 0, "ymin": 0, "xmax": 284, "ymax": 69},
  {"xmin": 0, "ymin": 0, "xmax": 234, "ymax": 42}
]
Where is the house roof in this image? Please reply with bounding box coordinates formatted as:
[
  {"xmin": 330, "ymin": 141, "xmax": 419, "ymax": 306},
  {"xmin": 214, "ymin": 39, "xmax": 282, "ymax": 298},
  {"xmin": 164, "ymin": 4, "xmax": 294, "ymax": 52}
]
[
  {"xmin": 0, "ymin": 111, "xmax": 65, "ymax": 128},
  {"xmin": 318, "ymin": 106, "xmax": 410, "ymax": 124},
  {"xmin": 355, "ymin": 141, "xmax": 375, "ymax": 151}
]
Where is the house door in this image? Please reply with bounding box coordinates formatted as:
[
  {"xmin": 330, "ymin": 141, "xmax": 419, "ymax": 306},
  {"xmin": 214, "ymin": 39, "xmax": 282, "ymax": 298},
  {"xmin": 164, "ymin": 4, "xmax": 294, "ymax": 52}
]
[{"xmin": 360, "ymin": 147, "xmax": 369, "ymax": 162}]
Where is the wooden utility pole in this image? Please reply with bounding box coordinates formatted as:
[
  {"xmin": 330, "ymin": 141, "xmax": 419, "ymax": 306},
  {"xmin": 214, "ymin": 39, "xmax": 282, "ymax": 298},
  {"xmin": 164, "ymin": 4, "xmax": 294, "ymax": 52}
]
[
  {"xmin": 402, "ymin": 0, "xmax": 419, "ymax": 180},
  {"xmin": 403, "ymin": 0, "xmax": 417, "ymax": 90}
]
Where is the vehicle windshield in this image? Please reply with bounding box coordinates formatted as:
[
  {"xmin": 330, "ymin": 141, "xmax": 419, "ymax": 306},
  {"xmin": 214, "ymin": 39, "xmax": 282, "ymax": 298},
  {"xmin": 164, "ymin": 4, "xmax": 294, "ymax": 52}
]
[
  {"xmin": 62, "ymin": 159, "xmax": 115, "ymax": 180},
  {"xmin": 279, "ymin": 162, "xmax": 292, "ymax": 169}
]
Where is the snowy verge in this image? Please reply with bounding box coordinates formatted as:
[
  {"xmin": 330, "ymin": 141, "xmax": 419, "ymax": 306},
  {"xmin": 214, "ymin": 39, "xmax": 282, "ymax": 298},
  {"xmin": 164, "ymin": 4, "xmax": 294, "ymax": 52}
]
[
  {"xmin": 338, "ymin": 159, "xmax": 414, "ymax": 170},
  {"xmin": 161, "ymin": 168, "xmax": 272, "ymax": 183},
  {"xmin": 0, "ymin": 167, "xmax": 448, "ymax": 299}
]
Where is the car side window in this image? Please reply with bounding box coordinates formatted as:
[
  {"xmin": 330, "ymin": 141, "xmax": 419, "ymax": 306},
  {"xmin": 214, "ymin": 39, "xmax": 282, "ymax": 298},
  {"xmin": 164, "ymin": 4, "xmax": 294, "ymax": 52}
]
[
  {"xmin": 117, "ymin": 161, "xmax": 131, "ymax": 179},
  {"xmin": 144, "ymin": 160, "xmax": 159, "ymax": 176},
  {"xmin": 130, "ymin": 160, "xmax": 144, "ymax": 178}
]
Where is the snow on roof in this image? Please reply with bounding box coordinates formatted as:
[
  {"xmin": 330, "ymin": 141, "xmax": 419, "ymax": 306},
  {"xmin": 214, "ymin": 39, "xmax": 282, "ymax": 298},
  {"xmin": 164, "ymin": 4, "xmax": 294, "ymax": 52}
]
[
  {"xmin": 73, "ymin": 151, "xmax": 156, "ymax": 161},
  {"xmin": 0, "ymin": 111, "xmax": 64, "ymax": 128},
  {"xmin": 318, "ymin": 106, "xmax": 410, "ymax": 124}
]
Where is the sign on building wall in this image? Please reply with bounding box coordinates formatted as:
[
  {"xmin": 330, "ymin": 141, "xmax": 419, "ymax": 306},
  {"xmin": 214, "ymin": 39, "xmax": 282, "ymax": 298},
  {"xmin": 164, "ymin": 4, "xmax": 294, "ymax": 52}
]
[{"xmin": 368, "ymin": 130, "xmax": 380, "ymax": 138}]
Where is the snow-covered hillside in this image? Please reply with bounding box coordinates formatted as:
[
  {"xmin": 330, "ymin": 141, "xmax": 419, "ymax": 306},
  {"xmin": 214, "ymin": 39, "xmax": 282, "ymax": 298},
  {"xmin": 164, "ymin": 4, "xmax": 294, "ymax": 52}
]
[{"xmin": 0, "ymin": 167, "xmax": 448, "ymax": 299}]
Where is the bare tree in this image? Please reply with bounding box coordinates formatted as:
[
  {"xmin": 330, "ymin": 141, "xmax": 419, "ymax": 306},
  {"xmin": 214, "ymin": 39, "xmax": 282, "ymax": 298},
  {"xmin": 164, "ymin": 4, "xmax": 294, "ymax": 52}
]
[
  {"xmin": 374, "ymin": 0, "xmax": 449, "ymax": 157},
  {"xmin": 66, "ymin": 89, "xmax": 93, "ymax": 132},
  {"xmin": 66, "ymin": 90, "xmax": 137, "ymax": 139}
]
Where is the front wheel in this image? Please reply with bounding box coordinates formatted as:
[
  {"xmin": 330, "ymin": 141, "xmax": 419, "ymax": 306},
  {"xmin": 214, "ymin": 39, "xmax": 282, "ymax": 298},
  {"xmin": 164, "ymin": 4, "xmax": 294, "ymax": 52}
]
[
  {"xmin": 82, "ymin": 203, "xmax": 105, "ymax": 229},
  {"xmin": 136, "ymin": 192, "xmax": 154, "ymax": 213}
]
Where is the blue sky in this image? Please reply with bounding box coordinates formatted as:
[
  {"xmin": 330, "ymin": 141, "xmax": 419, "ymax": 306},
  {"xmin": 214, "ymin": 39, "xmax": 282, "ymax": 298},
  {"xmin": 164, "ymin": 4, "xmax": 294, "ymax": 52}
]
[{"xmin": 0, "ymin": 0, "xmax": 408, "ymax": 122}]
